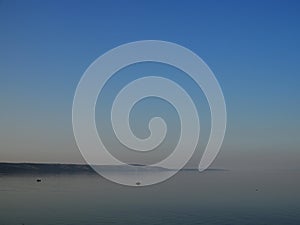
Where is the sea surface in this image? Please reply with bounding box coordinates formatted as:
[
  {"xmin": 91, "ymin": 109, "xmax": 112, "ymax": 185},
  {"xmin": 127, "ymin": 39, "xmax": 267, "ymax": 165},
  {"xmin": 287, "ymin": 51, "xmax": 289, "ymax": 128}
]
[{"xmin": 0, "ymin": 170, "xmax": 299, "ymax": 225}]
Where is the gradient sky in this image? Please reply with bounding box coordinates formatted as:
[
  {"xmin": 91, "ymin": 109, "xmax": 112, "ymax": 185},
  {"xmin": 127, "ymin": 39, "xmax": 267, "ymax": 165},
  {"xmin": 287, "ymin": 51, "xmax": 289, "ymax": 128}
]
[{"xmin": 0, "ymin": 0, "xmax": 299, "ymax": 170}]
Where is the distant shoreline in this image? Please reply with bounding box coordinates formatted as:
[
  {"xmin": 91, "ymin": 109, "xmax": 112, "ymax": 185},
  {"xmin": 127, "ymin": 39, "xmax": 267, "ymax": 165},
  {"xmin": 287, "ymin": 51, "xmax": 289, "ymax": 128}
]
[
  {"xmin": 0, "ymin": 162, "xmax": 95, "ymax": 175},
  {"xmin": 0, "ymin": 162, "xmax": 228, "ymax": 175}
]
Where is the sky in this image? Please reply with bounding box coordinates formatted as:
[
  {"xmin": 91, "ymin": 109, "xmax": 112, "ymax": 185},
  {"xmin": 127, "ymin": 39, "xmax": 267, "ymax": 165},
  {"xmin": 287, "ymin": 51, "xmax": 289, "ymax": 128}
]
[{"xmin": 0, "ymin": 0, "xmax": 299, "ymax": 170}]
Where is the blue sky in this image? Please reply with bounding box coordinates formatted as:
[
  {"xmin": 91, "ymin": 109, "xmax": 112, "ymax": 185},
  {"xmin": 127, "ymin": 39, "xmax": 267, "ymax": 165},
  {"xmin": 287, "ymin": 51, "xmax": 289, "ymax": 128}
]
[{"xmin": 0, "ymin": 0, "xmax": 299, "ymax": 169}]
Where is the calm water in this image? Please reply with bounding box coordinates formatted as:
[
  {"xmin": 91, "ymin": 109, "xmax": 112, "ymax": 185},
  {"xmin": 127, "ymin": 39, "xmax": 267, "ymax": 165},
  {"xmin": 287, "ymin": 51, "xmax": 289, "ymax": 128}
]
[{"xmin": 0, "ymin": 170, "xmax": 299, "ymax": 225}]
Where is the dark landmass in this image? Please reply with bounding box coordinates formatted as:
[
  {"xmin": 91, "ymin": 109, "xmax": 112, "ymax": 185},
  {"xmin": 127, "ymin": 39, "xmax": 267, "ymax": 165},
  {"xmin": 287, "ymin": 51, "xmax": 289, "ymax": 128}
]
[
  {"xmin": 0, "ymin": 162, "xmax": 227, "ymax": 175},
  {"xmin": 0, "ymin": 163, "xmax": 170, "ymax": 174},
  {"xmin": 0, "ymin": 162, "xmax": 95, "ymax": 175}
]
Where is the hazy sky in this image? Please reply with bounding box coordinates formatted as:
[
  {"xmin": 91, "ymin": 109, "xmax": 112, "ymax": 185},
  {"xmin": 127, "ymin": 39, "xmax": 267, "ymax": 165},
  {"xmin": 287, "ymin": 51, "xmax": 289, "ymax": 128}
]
[{"xmin": 0, "ymin": 0, "xmax": 299, "ymax": 170}]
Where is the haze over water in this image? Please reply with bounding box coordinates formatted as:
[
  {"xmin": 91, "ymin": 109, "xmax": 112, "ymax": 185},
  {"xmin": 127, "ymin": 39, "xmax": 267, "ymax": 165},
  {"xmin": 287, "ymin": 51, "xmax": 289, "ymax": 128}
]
[{"xmin": 1, "ymin": 0, "xmax": 300, "ymax": 224}]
